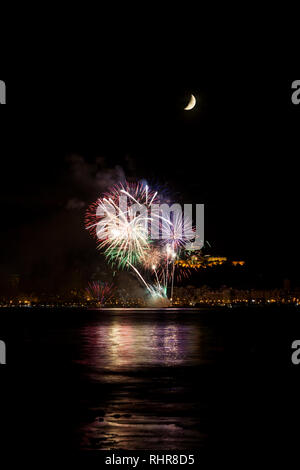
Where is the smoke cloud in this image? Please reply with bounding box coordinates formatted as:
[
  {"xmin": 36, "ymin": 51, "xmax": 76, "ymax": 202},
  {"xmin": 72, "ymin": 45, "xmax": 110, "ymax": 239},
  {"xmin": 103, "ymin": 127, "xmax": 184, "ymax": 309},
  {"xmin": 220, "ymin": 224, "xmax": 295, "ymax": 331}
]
[{"xmin": 2, "ymin": 156, "xmax": 127, "ymax": 295}]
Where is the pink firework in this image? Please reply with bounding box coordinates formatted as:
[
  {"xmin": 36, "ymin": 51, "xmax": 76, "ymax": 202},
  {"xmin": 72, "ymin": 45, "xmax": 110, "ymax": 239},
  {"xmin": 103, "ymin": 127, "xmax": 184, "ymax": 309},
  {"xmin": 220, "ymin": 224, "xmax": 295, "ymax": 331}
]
[
  {"xmin": 85, "ymin": 181, "xmax": 160, "ymax": 241},
  {"xmin": 86, "ymin": 281, "xmax": 114, "ymax": 304}
]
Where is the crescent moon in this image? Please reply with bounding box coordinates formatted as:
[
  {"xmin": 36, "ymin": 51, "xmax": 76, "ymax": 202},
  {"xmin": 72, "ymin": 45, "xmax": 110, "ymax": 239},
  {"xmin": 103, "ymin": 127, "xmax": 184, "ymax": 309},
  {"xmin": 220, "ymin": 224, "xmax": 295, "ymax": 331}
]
[{"xmin": 184, "ymin": 94, "xmax": 196, "ymax": 111}]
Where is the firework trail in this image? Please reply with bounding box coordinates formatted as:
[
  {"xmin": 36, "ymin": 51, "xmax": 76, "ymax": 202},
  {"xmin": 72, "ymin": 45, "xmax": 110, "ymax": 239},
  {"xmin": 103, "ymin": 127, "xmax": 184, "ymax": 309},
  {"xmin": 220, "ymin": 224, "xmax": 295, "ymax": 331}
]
[
  {"xmin": 85, "ymin": 182, "xmax": 159, "ymax": 270},
  {"xmin": 85, "ymin": 181, "xmax": 196, "ymax": 301},
  {"xmin": 160, "ymin": 211, "xmax": 195, "ymax": 299},
  {"xmin": 86, "ymin": 281, "xmax": 114, "ymax": 304},
  {"xmin": 86, "ymin": 182, "xmax": 161, "ymax": 295}
]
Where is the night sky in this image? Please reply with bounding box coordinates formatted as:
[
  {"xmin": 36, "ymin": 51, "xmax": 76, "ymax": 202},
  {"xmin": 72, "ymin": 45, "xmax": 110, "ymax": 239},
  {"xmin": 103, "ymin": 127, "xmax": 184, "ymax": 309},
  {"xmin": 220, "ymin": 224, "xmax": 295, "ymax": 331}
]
[{"xmin": 1, "ymin": 76, "xmax": 299, "ymax": 292}]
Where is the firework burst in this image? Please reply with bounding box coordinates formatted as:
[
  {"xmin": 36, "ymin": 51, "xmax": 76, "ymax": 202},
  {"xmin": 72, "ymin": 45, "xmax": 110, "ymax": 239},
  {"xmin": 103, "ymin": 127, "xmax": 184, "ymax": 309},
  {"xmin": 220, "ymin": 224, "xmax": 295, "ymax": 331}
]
[
  {"xmin": 86, "ymin": 281, "xmax": 114, "ymax": 304},
  {"xmin": 161, "ymin": 211, "xmax": 195, "ymax": 249},
  {"xmin": 141, "ymin": 247, "xmax": 163, "ymax": 270},
  {"xmin": 85, "ymin": 180, "xmax": 196, "ymax": 302},
  {"xmin": 85, "ymin": 182, "xmax": 157, "ymax": 269}
]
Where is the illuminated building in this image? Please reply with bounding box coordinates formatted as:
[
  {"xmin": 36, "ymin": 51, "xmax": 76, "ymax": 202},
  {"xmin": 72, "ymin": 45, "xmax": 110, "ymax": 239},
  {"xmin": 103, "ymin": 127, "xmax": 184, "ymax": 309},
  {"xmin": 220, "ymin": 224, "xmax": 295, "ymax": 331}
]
[{"xmin": 176, "ymin": 255, "xmax": 245, "ymax": 269}]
